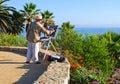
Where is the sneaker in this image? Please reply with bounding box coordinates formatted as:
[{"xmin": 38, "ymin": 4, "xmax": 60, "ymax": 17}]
[
  {"xmin": 34, "ymin": 61, "xmax": 41, "ymax": 64},
  {"xmin": 25, "ymin": 61, "xmax": 30, "ymax": 63}
]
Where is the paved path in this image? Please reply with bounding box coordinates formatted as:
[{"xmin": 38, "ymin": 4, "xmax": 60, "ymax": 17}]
[{"xmin": 0, "ymin": 51, "xmax": 48, "ymax": 84}]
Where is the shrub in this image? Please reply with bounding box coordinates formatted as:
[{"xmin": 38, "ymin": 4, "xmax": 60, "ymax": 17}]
[
  {"xmin": 56, "ymin": 22, "xmax": 120, "ymax": 83},
  {"xmin": 57, "ymin": 27, "xmax": 83, "ymax": 55},
  {"xmin": 82, "ymin": 34, "xmax": 113, "ymax": 72},
  {"xmin": 0, "ymin": 33, "xmax": 27, "ymax": 47},
  {"xmin": 102, "ymin": 32, "xmax": 120, "ymax": 67}
]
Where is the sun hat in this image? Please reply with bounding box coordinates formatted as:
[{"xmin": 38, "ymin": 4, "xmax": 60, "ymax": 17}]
[{"xmin": 36, "ymin": 15, "xmax": 42, "ymax": 20}]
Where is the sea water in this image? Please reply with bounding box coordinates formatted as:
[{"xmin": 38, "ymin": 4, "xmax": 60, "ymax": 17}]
[
  {"xmin": 74, "ymin": 27, "xmax": 120, "ymax": 35},
  {"xmin": 19, "ymin": 27, "xmax": 120, "ymax": 37}
]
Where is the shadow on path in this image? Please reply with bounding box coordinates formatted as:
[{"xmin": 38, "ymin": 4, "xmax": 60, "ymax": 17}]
[
  {"xmin": 13, "ymin": 63, "xmax": 48, "ymax": 84},
  {"xmin": 0, "ymin": 51, "xmax": 49, "ymax": 84}
]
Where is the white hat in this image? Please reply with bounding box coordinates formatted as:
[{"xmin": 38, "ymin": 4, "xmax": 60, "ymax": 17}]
[{"xmin": 36, "ymin": 15, "xmax": 42, "ymax": 20}]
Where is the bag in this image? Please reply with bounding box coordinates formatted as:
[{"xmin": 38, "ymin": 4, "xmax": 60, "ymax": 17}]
[{"xmin": 47, "ymin": 54, "xmax": 65, "ymax": 62}]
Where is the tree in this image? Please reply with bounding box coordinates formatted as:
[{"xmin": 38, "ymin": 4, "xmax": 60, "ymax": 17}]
[
  {"xmin": 0, "ymin": 0, "xmax": 16, "ymax": 33},
  {"xmin": 9, "ymin": 11, "xmax": 25, "ymax": 34},
  {"xmin": 41, "ymin": 10, "xmax": 55, "ymax": 28},
  {"xmin": 20, "ymin": 2, "xmax": 40, "ymax": 31}
]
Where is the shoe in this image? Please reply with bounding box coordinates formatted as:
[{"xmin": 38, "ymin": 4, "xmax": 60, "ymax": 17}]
[
  {"xmin": 25, "ymin": 61, "xmax": 30, "ymax": 63},
  {"xmin": 34, "ymin": 61, "xmax": 41, "ymax": 64}
]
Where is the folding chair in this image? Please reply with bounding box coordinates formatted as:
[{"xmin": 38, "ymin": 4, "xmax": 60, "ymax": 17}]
[{"xmin": 40, "ymin": 25, "xmax": 58, "ymax": 62}]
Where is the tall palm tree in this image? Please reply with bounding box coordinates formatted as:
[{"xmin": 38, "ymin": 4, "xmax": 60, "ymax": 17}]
[
  {"xmin": 41, "ymin": 10, "xmax": 55, "ymax": 37},
  {"xmin": 9, "ymin": 11, "xmax": 25, "ymax": 34},
  {"xmin": 41, "ymin": 10, "xmax": 55, "ymax": 28},
  {"xmin": 20, "ymin": 2, "xmax": 40, "ymax": 31},
  {"xmin": 0, "ymin": 0, "xmax": 16, "ymax": 33}
]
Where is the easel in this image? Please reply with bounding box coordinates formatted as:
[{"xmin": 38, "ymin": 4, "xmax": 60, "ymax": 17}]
[{"xmin": 40, "ymin": 25, "xmax": 58, "ymax": 63}]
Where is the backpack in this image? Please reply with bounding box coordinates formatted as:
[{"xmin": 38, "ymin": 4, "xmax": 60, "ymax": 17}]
[{"xmin": 47, "ymin": 54, "xmax": 65, "ymax": 62}]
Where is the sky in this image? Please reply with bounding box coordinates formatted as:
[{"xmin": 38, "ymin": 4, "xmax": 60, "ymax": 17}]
[{"xmin": 6, "ymin": 0, "xmax": 120, "ymax": 27}]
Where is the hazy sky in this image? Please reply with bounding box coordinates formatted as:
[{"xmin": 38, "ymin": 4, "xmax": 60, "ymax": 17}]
[{"xmin": 6, "ymin": 0, "xmax": 120, "ymax": 27}]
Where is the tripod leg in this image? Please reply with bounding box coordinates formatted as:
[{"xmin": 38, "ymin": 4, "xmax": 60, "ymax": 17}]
[
  {"xmin": 42, "ymin": 41, "xmax": 51, "ymax": 62},
  {"xmin": 50, "ymin": 41, "xmax": 57, "ymax": 52}
]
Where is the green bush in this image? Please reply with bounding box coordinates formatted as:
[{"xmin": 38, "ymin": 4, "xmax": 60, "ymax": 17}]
[
  {"xmin": 56, "ymin": 22, "xmax": 120, "ymax": 83},
  {"xmin": 82, "ymin": 34, "xmax": 113, "ymax": 72},
  {"xmin": 0, "ymin": 33, "xmax": 27, "ymax": 47},
  {"xmin": 102, "ymin": 32, "xmax": 120, "ymax": 67},
  {"xmin": 57, "ymin": 28, "xmax": 83, "ymax": 55},
  {"xmin": 70, "ymin": 67, "xmax": 112, "ymax": 84},
  {"xmin": 70, "ymin": 68, "xmax": 88, "ymax": 84}
]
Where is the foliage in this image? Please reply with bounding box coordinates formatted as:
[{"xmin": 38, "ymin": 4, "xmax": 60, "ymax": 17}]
[
  {"xmin": 102, "ymin": 32, "xmax": 120, "ymax": 67},
  {"xmin": 58, "ymin": 28, "xmax": 83, "ymax": 54},
  {"xmin": 20, "ymin": 2, "xmax": 40, "ymax": 22},
  {"xmin": 8, "ymin": 11, "xmax": 25, "ymax": 34},
  {"xmin": 0, "ymin": 33, "xmax": 27, "ymax": 47},
  {"xmin": 20, "ymin": 2, "xmax": 40, "ymax": 32},
  {"xmin": 70, "ymin": 67, "xmax": 110, "ymax": 84},
  {"xmin": 82, "ymin": 34, "xmax": 113, "ymax": 73},
  {"xmin": 63, "ymin": 45, "xmax": 112, "ymax": 84},
  {"xmin": 57, "ymin": 21, "xmax": 78, "ymax": 50},
  {"xmin": 0, "ymin": 0, "xmax": 25, "ymax": 34},
  {"xmin": 0, "ymin": 0, "xmax": 16, "ymax": 33},
  {"xmin": 70, "ymin": 68, "xmax": 88, "ymax": 84},
  {"xmin": 56, "ymin": 22, "xmax": 120, "ymax": 83},
  {"xmin": 41, "ymin": 10, "xmax": 55, "ymax": 26}
]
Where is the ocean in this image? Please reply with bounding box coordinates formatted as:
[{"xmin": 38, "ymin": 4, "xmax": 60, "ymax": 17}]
[
  {"xmin": 19, "ymin": 27, "xmax": 120, "ymax": 37},
  {"xmin": 74, "ymin": 27, "xmax": 120, "ymax": 35}
]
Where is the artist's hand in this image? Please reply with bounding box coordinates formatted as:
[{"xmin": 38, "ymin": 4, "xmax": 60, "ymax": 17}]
[{"xmin": 50, "ymin": 29, "xmax": 55, "ymax": 34}]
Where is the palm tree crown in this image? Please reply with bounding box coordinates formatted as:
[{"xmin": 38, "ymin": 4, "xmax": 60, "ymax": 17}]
[
  {"xmin": 41, "ymin": 10, "xmax": 55, "ymax": 27},
  {"xmin": 20, "ymin": 2, "xmax": 40, "ymax": 22},
  {"xmin": 20, "ymin": 2, "xmax": 40, "ymax": 32},
  {"xmin": 0, "ymin": 0, "xmax": 16, "ymax": 33}
]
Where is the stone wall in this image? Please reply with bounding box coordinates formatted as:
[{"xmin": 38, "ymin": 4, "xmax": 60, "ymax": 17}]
[
  {"xmin": 0, "ymin": 46, "xmax": 70, "ymax": 84},
  {"xmin": 0, "ymin": 46, "xmax": 27, "ymax": 54},
  {"xmin": 34, "ymin": 60, "xmax": 70, "ymax": 84}
]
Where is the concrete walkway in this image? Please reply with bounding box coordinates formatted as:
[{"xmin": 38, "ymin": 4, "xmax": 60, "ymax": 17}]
[{"xmin": 0, "ymin": 51, "xmax": 48, "ymax": 84}]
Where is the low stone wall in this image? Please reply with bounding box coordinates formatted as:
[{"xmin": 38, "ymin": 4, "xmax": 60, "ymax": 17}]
[
  {"xmin": 0, "ymin": 46, "xmax": 27, "ymax": 54},
  {"xmin": 34, "ymin": 60, "xmax": 70, "ymax": 84},
  {"xmin": 0, "ymin": 46, "xmax": 70, "ymax": 84}
]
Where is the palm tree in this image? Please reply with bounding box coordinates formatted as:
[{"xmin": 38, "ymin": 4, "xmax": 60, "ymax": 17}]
[
  {"xmin": 41, "ymin": 10, "xmax": 55, "ymax": 28},
  {"xmin": 9, "ymin": 11, "xmax": 25, "ymax": 34},
  {"xmin": 20, "ymin": 2, "xmax": 40, "ymax": 31},
  {"xmin": 41, "ymin": 10, "xmax": 55, "ymax": 37},
  {"xmin": 0, "ymin": 0, "xmax": 16, "ymax": 33}
]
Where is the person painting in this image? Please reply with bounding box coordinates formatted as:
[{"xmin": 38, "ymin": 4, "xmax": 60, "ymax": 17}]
[{"xmin": 26, "ymin": 15, "xmax": 55, "ymax": 64}]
